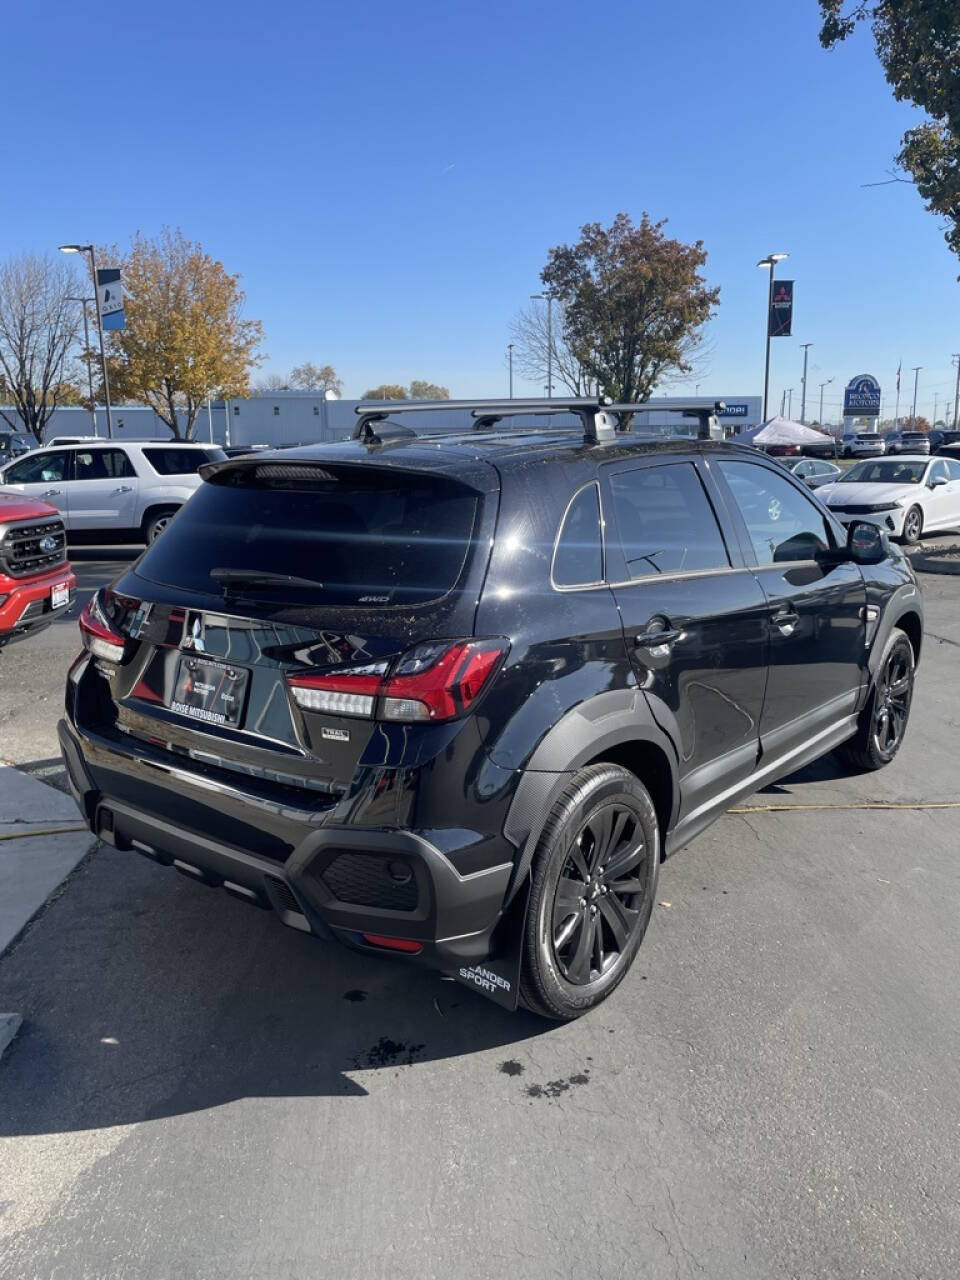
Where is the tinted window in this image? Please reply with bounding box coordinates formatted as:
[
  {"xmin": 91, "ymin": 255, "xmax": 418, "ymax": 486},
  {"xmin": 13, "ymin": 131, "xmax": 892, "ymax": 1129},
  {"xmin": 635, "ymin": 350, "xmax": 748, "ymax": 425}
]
[
  {"xmin": 74, "ymin": 448, "xmax": 136, "ymax": 481},
  {"xmin": 717, "ymin": 461, "xmax": 834, "ymax": 564},
  {"xmin": 553, "ymin": 484, "xmax": 603, "ymax": 586},
  {"xmin": 842, "ymin": 460, "xmax": 926, "ymax": 484},
  {"xmin": 944, "ymin": 459, "xmax": 960, "ymax": 482},
  {"xmin": 929, "ymin": 460, "xmax": 948, "ymax": 483},
  {"xmin": 608, "ymin": 462, "xmax": 729, "ymax": 579},
  {"xmin": 143, "ymin": 447, "xmax": 223, "ymax": 475},
  {"xmin": 4, "ymin": 451, "xmax": 69, "ymax": 483},
  {"xmin": 137, "ymin": 463, "xmax": 482, "ymax": 607}
]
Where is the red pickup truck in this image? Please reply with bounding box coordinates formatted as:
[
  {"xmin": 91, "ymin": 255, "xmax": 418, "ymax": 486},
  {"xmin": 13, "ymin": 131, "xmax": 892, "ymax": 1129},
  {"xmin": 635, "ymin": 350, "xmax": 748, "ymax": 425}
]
[{"xmin": 0, "ymin": 493, "xmax": 76, "ymax": 649}]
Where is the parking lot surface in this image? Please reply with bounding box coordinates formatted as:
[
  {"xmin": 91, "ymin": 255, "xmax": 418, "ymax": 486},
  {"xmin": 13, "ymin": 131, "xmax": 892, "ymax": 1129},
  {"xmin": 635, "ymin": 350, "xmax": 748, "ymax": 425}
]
[{"xmin": 1, "ymin": 551, "xmax": 959, "ymax": 1279}]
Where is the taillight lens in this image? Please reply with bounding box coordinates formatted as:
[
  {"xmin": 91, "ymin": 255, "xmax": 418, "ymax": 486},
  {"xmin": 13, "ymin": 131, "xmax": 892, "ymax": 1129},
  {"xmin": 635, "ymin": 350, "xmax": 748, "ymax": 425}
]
[
  {"xmin": 286, "ymin": 639, "xmax": 507, "ymax": 723},
  {"xmin": 382, "ymin": 639, "xmax": 506, "ymax": 722},
  {"xmin": 79, "ymin": 590, "xmax": 126, "ymax": 663}
]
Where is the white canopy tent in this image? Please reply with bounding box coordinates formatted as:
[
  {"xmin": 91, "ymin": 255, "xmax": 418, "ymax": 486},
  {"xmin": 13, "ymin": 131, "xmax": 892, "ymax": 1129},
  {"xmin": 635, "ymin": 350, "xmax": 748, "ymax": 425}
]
[{"xmin": 736, "ymin": 416, "xmax": 833, "ymax": 447}]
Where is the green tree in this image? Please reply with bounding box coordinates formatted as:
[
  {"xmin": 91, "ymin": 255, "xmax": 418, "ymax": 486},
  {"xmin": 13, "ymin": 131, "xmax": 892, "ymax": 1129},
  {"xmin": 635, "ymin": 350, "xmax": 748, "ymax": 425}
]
[
  {"xmin": 819, "ymin": 2, "xmax": 960, "ymax": 264},
  {"xmin": 407, "ymin": 379, "xmax": 449, "ymax": 400},
  {"xmin": 362, "ymin": 384, "xmax": 409, "ymax": 400},
  {"xmin": 104, "ymin": 228, "xmax": 263, "ymax": 439},
  {"xmin": 289, "ymin": 362, "xmax": 342, "ymax": 394},
  {"xmin": 540, "ymin": 213, "xmax": 720, "ymax": 407}
]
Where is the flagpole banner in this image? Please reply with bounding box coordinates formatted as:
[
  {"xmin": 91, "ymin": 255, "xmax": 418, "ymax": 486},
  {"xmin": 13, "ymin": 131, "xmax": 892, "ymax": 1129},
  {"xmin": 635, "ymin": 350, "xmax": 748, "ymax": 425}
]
[
  {"xmin": 769, "ymin": 280, "xmax": 794, "ymax": 338},
  {"xmin": 96, "ymin": 267, "xmax": 125, "ymax": 331}
]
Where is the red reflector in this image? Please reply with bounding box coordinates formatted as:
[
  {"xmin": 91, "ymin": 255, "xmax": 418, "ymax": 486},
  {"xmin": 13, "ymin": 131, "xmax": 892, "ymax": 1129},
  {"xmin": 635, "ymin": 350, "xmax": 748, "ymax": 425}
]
[{"xmin": 361, "ymin": 933, "xmax": 424, "ymax": 954}]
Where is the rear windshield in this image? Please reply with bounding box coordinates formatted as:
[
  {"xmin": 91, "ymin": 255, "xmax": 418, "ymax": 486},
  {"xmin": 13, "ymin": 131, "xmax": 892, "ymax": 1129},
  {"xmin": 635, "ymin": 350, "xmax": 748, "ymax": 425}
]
[
  {"xmin": 143, "ymin": 447, "xmax": 225, "ymax": 475},
  {"xmin": 136, "ymin": 462, "xmax": 483, "ymax": 607}
]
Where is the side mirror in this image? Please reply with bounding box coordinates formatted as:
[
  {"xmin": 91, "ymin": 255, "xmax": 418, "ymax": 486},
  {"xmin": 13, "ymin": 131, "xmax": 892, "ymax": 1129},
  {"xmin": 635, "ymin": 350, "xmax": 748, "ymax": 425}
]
[
  {"xmin": 848, "ymin": 521, "xmax": 885, "ymax": 565},
  {"xmin": 929, "ymin": 475, "xmax": 947, "ymax": 488}
]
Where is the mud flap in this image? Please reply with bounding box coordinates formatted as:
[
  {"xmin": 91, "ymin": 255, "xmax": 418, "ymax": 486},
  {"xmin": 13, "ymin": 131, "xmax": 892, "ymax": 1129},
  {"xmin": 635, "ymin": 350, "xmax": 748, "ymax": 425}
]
[{"xmin": 452, "ymin": 874, "xmax": 531, "ymax": 1011}]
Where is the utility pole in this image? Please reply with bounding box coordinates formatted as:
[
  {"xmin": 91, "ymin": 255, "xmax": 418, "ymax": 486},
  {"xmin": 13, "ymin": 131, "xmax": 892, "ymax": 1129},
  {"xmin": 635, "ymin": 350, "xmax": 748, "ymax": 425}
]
[
  {"xmin": 59, "ymin": 245, "xmax": 114, "ymax": 438},
  {"xmin": 780, "ymin": 388, "xmax": 786, "ymax": 415},
  {"xmin": 529, "ymin": 293, "xmax": 554, "ymax": 398},
  {"xmin": 799, "ymin": 343, "xmax": 812, "ymax": 423},
  {"xmin": 787, "ymin": 388, "xmax": 794, "ymax": 418},
  {"xmin": 507, "ymin": 343, "xmax": 514, "ymax": 399},
  {"xmin": 911, "ymin": 366, "xmax": 922, "ymax": 427},
  {"xmin": 953, "ymin": 354, "xmax": 960, "ymax": 430},
  {"xmin": 933, "ymin": 393, "xmax": 939, "ymax": 426}
]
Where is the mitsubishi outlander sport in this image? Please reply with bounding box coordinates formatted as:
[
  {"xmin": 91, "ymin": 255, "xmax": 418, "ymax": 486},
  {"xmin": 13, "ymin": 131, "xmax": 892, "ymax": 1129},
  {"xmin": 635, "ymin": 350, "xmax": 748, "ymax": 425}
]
[{"xmin": 59, "ymin": 398, "xmax": 922, "ymax": 1020}]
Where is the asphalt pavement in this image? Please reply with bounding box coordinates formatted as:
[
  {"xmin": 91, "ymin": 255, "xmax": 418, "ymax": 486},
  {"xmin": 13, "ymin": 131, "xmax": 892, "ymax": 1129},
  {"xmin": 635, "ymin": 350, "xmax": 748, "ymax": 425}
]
[{"xmin": 1, "ymin": 550, "xmax": 959, "ymax": 1279}]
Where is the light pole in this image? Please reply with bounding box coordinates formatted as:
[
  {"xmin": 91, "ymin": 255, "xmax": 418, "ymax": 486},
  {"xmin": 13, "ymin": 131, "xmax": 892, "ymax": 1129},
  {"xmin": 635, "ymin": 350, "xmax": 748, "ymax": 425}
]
[
  {"xmin": 507, "ymin": 343, "xmax": 514, "ymax": 399},
  {"xmin": 530, "ymin": 292, "xmax": 553, "ymax": 398},
  {"xmin": 757, "ymin": 252, "xmax": 788, "ymax": 421},
  {"xmin": 787, "ymin": 388, "xmax": 794, "ymax": 417},
  {"xmin": 818, "ymin": 378, "xmax": 833, "ymax": 427},
  {"xmin": 911, "ymin": 366, "xmax": 922, "ymax": 427},
  {"xmin": 952, "ymin": 354, "xmax": 960, "ymax": 430},
  {"xmin": 799, "ymin": 342, "xmax": 812, "ymax": 423},
  {"xmin": 66, "ymin": 295, "xmax": 98, "ymax": 435},
  {"xmin": 59, "ymin": 244, "xmax": 113, "ymax": 439}
]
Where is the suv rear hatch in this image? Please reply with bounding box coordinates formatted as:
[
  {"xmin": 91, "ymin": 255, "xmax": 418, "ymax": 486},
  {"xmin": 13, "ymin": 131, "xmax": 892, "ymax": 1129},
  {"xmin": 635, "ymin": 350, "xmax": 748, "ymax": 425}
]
[{"xmin": 78, "ymin": 452, "xmax": 500, "ymax": 797}]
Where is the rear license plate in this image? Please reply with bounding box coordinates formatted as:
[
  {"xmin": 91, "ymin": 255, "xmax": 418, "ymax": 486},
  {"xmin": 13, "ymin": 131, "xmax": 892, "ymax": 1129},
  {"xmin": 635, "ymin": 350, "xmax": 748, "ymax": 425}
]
[
  {"xmin": 170, "ymin": 656, "xmax": 249, "ymax": 728},
  {"xmin": 51, "ymin": 582, "xmax": 70, "ymax": 610}
]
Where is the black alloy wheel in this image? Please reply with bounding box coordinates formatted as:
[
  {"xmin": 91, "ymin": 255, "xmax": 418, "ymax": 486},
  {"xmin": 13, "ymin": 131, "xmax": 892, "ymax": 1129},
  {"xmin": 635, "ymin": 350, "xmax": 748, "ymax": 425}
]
[
  {"xmin": 552, "ymin": 804, "xmax": 648, "ymax": 985},
  {"xmin": 871, "ymin": 641, "xmax": 913, "ymax": 759}
]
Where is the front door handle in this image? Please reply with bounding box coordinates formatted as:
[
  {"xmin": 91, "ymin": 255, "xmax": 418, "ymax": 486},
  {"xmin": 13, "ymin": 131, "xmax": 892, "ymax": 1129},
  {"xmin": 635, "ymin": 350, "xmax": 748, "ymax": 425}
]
[
  {"xmin": 41, "ymin": 488, "xmax": 62, "ymax": 497},
  {"xmin": 112, "ymin": 485, "xmax": 133, "ymax": 494},
  {"xmin": 636, "ymin": 619, "xmax": 683, "ymax": 649},
  {"xmin": 772, "ymin": 608, "xmax": 800, "ymax": 636}
]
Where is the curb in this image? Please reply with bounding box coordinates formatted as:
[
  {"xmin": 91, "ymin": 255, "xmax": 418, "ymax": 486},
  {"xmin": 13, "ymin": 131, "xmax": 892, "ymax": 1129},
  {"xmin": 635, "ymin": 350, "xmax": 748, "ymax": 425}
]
[{"xmin": 909, "ymin": 552, "xmax": 960, "ymax": 576}]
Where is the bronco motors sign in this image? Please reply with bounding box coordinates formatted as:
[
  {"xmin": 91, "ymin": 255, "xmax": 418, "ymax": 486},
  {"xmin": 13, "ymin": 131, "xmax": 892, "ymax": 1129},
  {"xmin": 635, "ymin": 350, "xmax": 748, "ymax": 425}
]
[{"xmin": 843, "ymin": 374, "xmax": 881, "ymax": 417}]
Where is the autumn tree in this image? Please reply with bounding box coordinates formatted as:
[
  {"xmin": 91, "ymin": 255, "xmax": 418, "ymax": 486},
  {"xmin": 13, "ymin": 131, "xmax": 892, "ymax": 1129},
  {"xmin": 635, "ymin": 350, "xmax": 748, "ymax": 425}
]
[
  {"xmin": 540, "ymin": 213, "xmax": 720, "ymax": 408},
  {"xmin": 289, "ymin": 362, "xmax": 342, "ymax": 395},
  {"xmin": 407, "ymin": 380, "xmax": 449, "ymax": 400},
  {"xmin": 0, "ymin": 252, "xmax": 81, "ymax": 441},
  {"xmin": 255, "ymin": 373, "xmax": 290, "ymax": 392},
  {"xmin": 104, "ymin": 229, "xmax": 262, "ymax": 439},
  {"xmin": 819, "ymin": 2, "xmax": 960, "ymax": 264},
  {"xmin": 362, "ymin": 384, "xmax": 408, "ymax": 400}
]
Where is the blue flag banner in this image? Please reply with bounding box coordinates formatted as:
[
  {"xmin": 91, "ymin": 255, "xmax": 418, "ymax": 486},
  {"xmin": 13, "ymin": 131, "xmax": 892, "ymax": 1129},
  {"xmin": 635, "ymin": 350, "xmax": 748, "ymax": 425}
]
[
  {"xmin": 769, "ymin": 280, "xmax": 793, "ymax": 338},
  {"xmin": 96, "ymin": 267, "xmax": 125, "ymax": 331}
]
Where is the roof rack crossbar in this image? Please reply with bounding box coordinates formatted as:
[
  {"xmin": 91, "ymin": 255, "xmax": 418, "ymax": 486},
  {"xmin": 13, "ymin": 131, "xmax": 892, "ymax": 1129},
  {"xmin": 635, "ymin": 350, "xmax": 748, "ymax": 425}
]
[
  {"xmin": 353, "ymin": 397, "xmax": 617, "ymax": 445},
  {"xmin": 606, "ymin": 401, "xmax": 726, "ymax": 440}
]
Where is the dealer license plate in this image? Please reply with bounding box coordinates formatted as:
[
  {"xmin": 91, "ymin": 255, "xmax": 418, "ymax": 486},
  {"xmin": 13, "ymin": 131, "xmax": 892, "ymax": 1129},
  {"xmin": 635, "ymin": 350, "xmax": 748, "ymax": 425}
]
[
  {"xmin": 50, "ymin": 582, "xmax": 70, "ymax": 610},
  {"xmin": 169, "ymin": 656, "xmax": 249, "ymax": 728}
]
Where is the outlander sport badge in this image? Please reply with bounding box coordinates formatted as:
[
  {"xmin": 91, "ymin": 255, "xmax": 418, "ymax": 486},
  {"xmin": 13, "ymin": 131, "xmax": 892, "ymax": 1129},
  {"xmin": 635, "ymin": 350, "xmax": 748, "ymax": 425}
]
[{"xmin": 321, "ymin": 727, "xmax": 350, "ymax": 742}]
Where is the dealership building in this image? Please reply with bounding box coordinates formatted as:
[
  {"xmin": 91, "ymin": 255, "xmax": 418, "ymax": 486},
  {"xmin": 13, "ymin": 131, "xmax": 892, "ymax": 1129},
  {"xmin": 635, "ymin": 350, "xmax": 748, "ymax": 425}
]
[{"xmin": 3, "ymin": 391, "xmax": 764, "ymax": 447}]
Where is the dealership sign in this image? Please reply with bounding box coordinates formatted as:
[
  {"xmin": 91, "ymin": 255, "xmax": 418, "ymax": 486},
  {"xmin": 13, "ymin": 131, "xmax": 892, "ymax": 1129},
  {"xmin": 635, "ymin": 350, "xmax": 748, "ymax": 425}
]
[
  {"xmin": 96, "ymin": 267, "xmax": 125, "ymax": 331},
  {"xmin": 769, "ymin": 280, "xmax": 793, "ymax": 338},
  {"xmin": 718, "ymin": 403, "xmax": 749, "ymax": 417},
  {"xmin": 843, "ymin": 374, "xmax": 881, "ymax": 417}
]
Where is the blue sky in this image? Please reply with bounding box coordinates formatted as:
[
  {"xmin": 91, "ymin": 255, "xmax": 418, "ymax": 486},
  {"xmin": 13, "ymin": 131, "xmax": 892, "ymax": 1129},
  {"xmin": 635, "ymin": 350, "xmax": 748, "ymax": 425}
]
[{"xmin": 6, "ymin": 0, "xmax": 958, "ymax": 420}]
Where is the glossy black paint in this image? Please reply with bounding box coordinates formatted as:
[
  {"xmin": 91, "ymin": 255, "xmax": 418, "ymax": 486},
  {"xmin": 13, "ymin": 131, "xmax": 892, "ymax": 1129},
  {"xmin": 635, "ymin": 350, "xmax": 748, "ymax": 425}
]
[{"xmin": 62, "ymin": 432, "xmax": 924, "ymax": 1001}]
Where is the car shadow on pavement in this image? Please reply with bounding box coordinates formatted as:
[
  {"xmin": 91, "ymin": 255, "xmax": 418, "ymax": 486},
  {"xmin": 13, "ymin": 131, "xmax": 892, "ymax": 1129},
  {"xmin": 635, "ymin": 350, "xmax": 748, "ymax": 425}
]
[
  {"xmin": 0, "ymin": 844, "xmax": 551, "ymax": 1136},
  {"xmin": 757, "ymin": 751, "xmax": 859, "ymax": 794}
]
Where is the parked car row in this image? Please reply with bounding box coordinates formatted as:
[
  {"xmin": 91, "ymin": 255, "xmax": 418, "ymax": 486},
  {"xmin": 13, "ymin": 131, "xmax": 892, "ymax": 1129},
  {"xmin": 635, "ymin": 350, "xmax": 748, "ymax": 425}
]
[{"xmin": 818, "ymin": 454, "xmax": 960, "ymax": 544}]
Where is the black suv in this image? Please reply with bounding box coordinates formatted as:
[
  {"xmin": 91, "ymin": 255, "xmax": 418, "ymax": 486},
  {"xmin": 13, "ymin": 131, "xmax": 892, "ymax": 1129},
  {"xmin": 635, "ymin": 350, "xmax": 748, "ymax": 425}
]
[{"xmin": 60, "ymin": 398, "xmax": 923, "ymax": 1020}]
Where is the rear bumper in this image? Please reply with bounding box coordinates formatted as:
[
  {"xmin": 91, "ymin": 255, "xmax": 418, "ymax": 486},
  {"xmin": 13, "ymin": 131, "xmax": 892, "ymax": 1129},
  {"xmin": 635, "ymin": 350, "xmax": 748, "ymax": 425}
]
[
  {"xmin": 0, "ymin": 567, "xmax": 75, "ymax": 647},
  {"xmin": 58, "ymin": 717, "xmax": 514, "ymax": 969}
]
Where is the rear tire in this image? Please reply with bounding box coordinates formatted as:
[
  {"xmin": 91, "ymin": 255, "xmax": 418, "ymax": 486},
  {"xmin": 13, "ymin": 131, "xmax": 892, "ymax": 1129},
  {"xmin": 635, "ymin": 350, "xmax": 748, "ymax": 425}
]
[
  {"xmin": 836, "ymin": 628, "xmax": 915, "ymax": 772},
  {"xmin": 144, "ymin": 507, "xmax": 179, "ymax": 544},
  {"xmin": 519, "ymin": 764, "xmax": 659, "ymax": 1021},
  {"xmin": 900, "ymin": 505, "xmax": 923, "ymax": 545}
]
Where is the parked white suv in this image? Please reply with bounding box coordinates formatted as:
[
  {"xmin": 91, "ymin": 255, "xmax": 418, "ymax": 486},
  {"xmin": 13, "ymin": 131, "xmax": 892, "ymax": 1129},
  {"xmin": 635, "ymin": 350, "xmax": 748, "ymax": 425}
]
[{"xmin": 0, "ymin": 441, "xmax": 226, "ymax": 544}]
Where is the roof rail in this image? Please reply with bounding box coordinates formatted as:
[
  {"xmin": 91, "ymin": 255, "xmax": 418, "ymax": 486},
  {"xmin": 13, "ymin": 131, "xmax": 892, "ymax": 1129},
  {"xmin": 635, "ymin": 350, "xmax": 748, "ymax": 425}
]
[
  {"xmin": 353, "ymin": 397, "xmax": 618, "ymax": 445},
  {"xmin": 607, "ymin": 401, "xmax": 727, "ymax": 440}
]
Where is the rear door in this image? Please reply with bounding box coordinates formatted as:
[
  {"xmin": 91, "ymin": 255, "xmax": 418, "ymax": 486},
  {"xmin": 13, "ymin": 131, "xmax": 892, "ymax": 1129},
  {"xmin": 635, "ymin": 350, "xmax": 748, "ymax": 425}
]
[
  {"xmin": 712, "ymin": 458, "xmax": 866, "ymax": 761},
  {"xmin": 68, "ymin": 447, "xmax": 139, "ymax": 532},
  {"xmin": 939, "ymin": 458, "xmax": 960, "ymax": 529},
  {"xmin": 600, "ymin": 456, "xmax": 768, "ymax": 819},
  {"xmin": 93, "ymin": 456, "xmax": 498, "ymax": 793},
  {"xmin": 923, "ymin": 458, "xmax": 959, "ymax": 529},
  {"xmin": 1, "ymin": 450, "xmax": 72, "ymax": 524}
]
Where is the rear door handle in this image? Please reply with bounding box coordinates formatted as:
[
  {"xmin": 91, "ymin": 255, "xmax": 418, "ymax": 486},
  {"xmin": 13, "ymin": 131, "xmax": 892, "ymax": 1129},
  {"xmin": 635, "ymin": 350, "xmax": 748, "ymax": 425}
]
[
  {"xmin": 772, "ymin": 608, "xmax": 800, "ymax": 635},
  {"xmin": 112, "ymin": 485, "xmax": 133, "ymax": 494},
  {"xmin": 41, "ymin": 488, "xmax": 62, "ymax": 497},
  {"xmin": 636, "ymin": 627, "xmax": 682, "ymax": 649}
]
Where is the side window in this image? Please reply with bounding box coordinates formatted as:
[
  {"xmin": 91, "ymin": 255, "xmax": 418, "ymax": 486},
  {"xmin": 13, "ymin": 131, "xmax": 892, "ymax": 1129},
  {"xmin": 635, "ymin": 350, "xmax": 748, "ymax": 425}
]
[
  {"xmin": 608, "ymin": 462, "xmax": 729, "ymax": 580},
  {"xmin": 929, "ymin": 460, "xmax": 948, "ymax": 484},
  {"xmin": 717, "ymin": 461, "xmax": 834, "ymax": 564},
  {"xmin": 74, "ymin": 449, "xmax": 136, "ymax": 481},
  {"xmin": 553, "ymin": 484, "xmax": 603, "ymax": 587},
  {"xmin": 4, "ymin": 451, "xmax": 69, "ymax": 484},
  {"xmin": 143, "ymin": 448, "xmax": 206, "ymax": 475},
  {"xmin": 944, "ymin": 459, "xmax": 960, "ymax": 482}
]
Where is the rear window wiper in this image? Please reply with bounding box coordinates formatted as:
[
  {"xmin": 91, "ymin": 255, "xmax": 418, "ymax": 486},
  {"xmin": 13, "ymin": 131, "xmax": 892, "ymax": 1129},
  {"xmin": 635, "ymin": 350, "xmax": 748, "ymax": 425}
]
[{"xmin": 209, "ymin": 568, "xmax": 325, "ymax": 593}]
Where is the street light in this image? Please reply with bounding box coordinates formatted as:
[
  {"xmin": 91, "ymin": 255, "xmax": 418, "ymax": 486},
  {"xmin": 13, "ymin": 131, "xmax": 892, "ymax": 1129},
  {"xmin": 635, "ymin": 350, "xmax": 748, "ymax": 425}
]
[
  {"xmin": 818, "ymin": 377, "xmax": 833, "ymax": 427},
  {"xmin": 59, "ymin": 244, "xmax": 113, "ymax": 438},
  {"xmin": 65, "ymin": 296, "xmax": 98, "ymax": 435},
  {"xmin": 757, "ymin": 253, "xmax": 788, "ymax": 421},
  {"xmin": 799, "ymin": 342, "xmax": 812, "ymax": 423},
  {"xmin": 530, "ymin": 292, "xmax": 553, "ymax": 398},
  {"xmin": 507, "ymin": 342, "xmax": 514, "ymax": 399}
]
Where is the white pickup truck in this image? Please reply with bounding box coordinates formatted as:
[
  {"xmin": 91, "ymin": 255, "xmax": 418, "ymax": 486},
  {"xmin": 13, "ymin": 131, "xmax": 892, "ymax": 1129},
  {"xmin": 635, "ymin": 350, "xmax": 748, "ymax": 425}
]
[{"xmin": 0, "ymin": 440, "xmax": 226, "ymax": 544}]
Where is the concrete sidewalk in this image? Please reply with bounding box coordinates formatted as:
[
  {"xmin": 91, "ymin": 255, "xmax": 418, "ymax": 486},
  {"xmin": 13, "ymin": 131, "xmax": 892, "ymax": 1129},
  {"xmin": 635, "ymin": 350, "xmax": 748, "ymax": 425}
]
[{"xmin": 0, "ymin": 764, "xmax": 94, "ymax": 957}]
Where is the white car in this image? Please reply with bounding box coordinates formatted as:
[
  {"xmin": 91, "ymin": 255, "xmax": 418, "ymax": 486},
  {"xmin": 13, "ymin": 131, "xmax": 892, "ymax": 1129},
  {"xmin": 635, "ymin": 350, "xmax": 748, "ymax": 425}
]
[
  {"xmin": 816, "ymin": 454, "xmax": 960, "ymax": 544},
  {"xmin": 0, "ymin": 440, "xmax": 225, "ymax": 544},
  {"xmin": 840, "ymin": 431, "xmax": 885, "ymax": 458}
]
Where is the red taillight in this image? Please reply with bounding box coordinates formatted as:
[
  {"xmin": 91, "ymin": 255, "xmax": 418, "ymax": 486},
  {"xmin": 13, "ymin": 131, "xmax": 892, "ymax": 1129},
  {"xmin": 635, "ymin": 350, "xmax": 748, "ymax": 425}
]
[
  {"xmin": 79, "ymin": 591, "xmax": 126, "ymax": 663},
  {"xmin": 361, "ymin": 933, "xmax": 423, "ymax": 954},
  {"xmin": 286, "ymin": 639, "xmax": 507, "ymax": 724}
]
